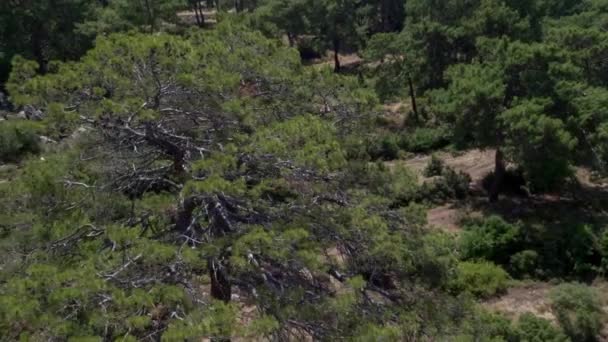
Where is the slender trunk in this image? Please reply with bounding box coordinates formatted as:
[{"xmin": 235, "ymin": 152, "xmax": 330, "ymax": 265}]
[
  {"xmin": 195, "ymin": 2, "xmax": 205, "ymax": 27},
  {"xmin": 333, "ymin": 38, "xmax": 341, "ymax": 73},
  {"xmin": 142, "ymin": 0, "xmax": 155, "ymax": 33},
  {"xmin": 32, "ymin": 23, "xmax": 48, "ymax": 74},
  {"xmin": 381, "ymin": 0, "xmax": 390, "ymax": 32},
  {"xmin": 209, "ymin": 257, "xmax": 231, "ymax": 302},
  {"xmin": 408, "ymin": 75, "xmax": 418, "ymax": 122},
  {"xmin": 209, "ymin": 256, "xmax": 231, "ymax": 342},
  {"xmin": 489, "ymin": 148, "xmax": 505, "ymax": 202},
  {"xmin": 287, "ymin": 32, "xmax": 295, "ymax": 47}
]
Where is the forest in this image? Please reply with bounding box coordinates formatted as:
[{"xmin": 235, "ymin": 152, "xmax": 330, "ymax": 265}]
[{"xmin": 1, "ymin": 0, "xmax": 608, "ymax": 340}]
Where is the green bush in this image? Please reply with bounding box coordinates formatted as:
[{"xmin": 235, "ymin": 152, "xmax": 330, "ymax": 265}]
[
  {"xmin": 417, "ymin": 167, "xmax": 471, "ymax": 203},
  {"xmin": 460, "ymin": 216, "xmax": 522, "ymax": 265},
  {"xmin": 400, "ymin": 127, "xmax": 450, "ymax": 153},
  {"xmin": 457, "ymin": 309, "xmax": 519, "ymax": 341},
  {"xmin": 509, "ymin": 250, "xmax": 539, "ymax": 278},
  {"xmin": 368, "ymin": 134, "xmax": 401, "ymax": 161},
  {"xmin": 0, "ymin": 120, "xmax": 41, "ymax": 162},
  {"xmin": 423, "ymin": 154, "xmax": 444, "ymax": 177},
  {"xmin": 516, "ymin": 313, "xmax": 569, "ymax": 342},
  {"xmin": 449, "ymin": 261, "xmax": 509, "ymax": 298},
  {"xmin": 352, "ymin": 162, "xmax": 419, "ymax": 202},
  {"xmin": 550, "ymin": 283, "xmax": 604, "ymax": 342},
  {"xmin": 441, "ymin": 168, "xmax": 471, "ymax": 199}
]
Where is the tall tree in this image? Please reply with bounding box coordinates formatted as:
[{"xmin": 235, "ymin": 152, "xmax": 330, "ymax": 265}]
[
  {"xmin": 0, "ymin": 0, "xmax": 96, "ymax": 84},
  {"xmin": 431, "ymin": 39, "xmax": 579, "ymax": 198}
]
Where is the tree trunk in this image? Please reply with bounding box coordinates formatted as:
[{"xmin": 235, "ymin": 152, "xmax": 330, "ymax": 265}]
[
  {"xmin": 32, "ymin": 23, "xmax": 49, "ymax": 74},
  {"xmin": 381, "ymin": 0, "xmax": 390, "ymax": 32},
  {"xmin": 287, "ymin": 32, "xmax": 295, "ymax": 47},
  {"xmin": 408, "ymin": 75, "xmax": 418, "ymax": 122},
  {"xmin": 209, "ymin": 257, "xmax": 231, "ymax": 302},
  {"xmin": 333, "ymin": 38, "xmax": 341, "ymax": 73},
  {"xmin": 142, "ymin": 0, "xmax": 156, "ymax": 33},
  {"xmin": 195, "ymin": 2, "xmax": 205, "ymax": 27},
  {"xmin": 489, "ymin": 148, "xmax": 505, "ymax": 202},
  {"xmin": 209, "ymin": 257, "xmax": 231, "ymax": 342}
]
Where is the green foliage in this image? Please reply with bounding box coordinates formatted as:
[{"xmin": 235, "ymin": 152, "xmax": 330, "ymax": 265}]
[
  {"xmin": 550, "ymin": 283, "xmax": 604, "ymax": 342},
  {"xmin": 516, "ymin": 313, "xmax": 569, "ymax": 342},
  {"xmin": 460, "ymin": 216, "xmax": 522, "ymax": 264},
  {"xmin": 0, "ymin": 120, "xmax": 41, "ymax": 162},
  {"xmin": 417, "ymin": 166, "xmax": 471, "ymax": 203},
  {"xmin": 415, "ymin": 232, "xmax": 460, "ymax": 288},
  {"xmin": 0, "ymin": 0, "xmax": 95, "ymax": 82},
  {"xmin": 509, "ymin": 250, "xmax": 539, "ymax": 278},
  {"xmin": 600, "ymin": 229, "xmax": 608, "ymax": 274},
  {"xmin": 456, "ymin": 308, "xmax": 519, "ymax": 342},
  {"xmin": 400, "ymin": 126, "xmax": 451, "ymax": 153},
  {"xmin": 4, "ymin": 0, "xmax": 608, "ymax": 340},
  {"xmin": 367, "ymin": 133, "xmax": 401, "ymax": 160},
  {"xmin": 362, "ymin": 162, "xmax": 419, "ymax": 202},
  {"xmin": 501, "ymin": 100, "xmax": 577, "ymax": 191},
  {"xmin": 77, "ymin": 0, "xmax": 185, "ymax": 36},
  {"xmin": 423, "ymin": 155, "xmax": 445, "ymax": 177},
  {"xmin": 252, "ymin": 114, "xmax": 346, "ymax": 171},
  {"xmin": 450, "ymin": 261, "xmax": 509, "ymax": 298}
]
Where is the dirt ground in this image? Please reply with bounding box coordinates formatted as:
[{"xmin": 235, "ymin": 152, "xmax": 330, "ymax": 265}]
[
  {"xmin": 426, "ymin": 204, "xmax": 462, "ymax": 233},
  {"xmin": 484, "ymin": 282, "xmax": 556, "ymax": 322},
  {"xmin": 396, "ymin": 149, "xmax": 495, "ymax": 232},
  {"xmin": 399, "ymin": 148, "xmax": 496, "ymax": 187},
  {"xmin": 177, "ymin": 9, "xmax": 218, "ymax": 26},
  {"xmin": 310, "ymin": 53, "xmax": 363, "ymax": 70}
]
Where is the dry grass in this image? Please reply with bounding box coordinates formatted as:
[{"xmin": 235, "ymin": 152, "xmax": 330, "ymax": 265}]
[
  {"xmin": 426, "ymin": 204, "xmax": 462, "ymax": 233},
  {"xmin": 484, "ymin": 282, "xmax": 556, "ymax": 323}
]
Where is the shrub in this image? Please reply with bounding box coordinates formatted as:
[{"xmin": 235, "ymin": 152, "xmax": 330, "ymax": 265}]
[
  {"xmin": 356, "ymin": 162, "xmax": 419, "ymax": 202},
  {"xmin": 417, "ymin": 167, "xmax": 471, "ymax": 203},
  {"xmin": 441, "ymin": 168, "xmax": 471, "ymax": 199},
  {"xmin": 460, "ymin": 216, "xmax": 522, "ymax": 264},
  {"xmin": 0, "ymin": 120, "xmax": 41, "ymax": 162},
  {"xmin": 458, "ymin": 309, "xmax": 519, "ymax": 341},
  {"xmin": 423, "ymin": 154, "xmax": 444, "ymax": 177},
  {"xmin": 368, "ymin": 134, "xmax": 401, "ymax": 161},
  {"xmin": 449, "ymin": 261, "xmax": 509, "ymax": 298},
  {"xmin": 516, "ymin": 313, "xmax": 569, "ymax": 342},
  {"xmin": 550, "ymin": 283, "xmax": 603, "ymax": 342},
  {"xmin": 509, "ymin": 250, "xmax": 539, "ymax": 278},
  {"xmin": 400, "ymin": 126, "xmax": 450, "ymax": 153}
]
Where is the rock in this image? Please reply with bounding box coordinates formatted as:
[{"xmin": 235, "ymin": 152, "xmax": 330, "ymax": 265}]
[
  {"xmin": 23, "ymin": 105, "xmax": 44, "ymax": 121},
  {"xmin": 16, "ymin": 111, "xmax": 27, "ymax": 119},
  {"xmin": 39, "ymin": 135, "xmax": 57, "ymax": 144}
]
